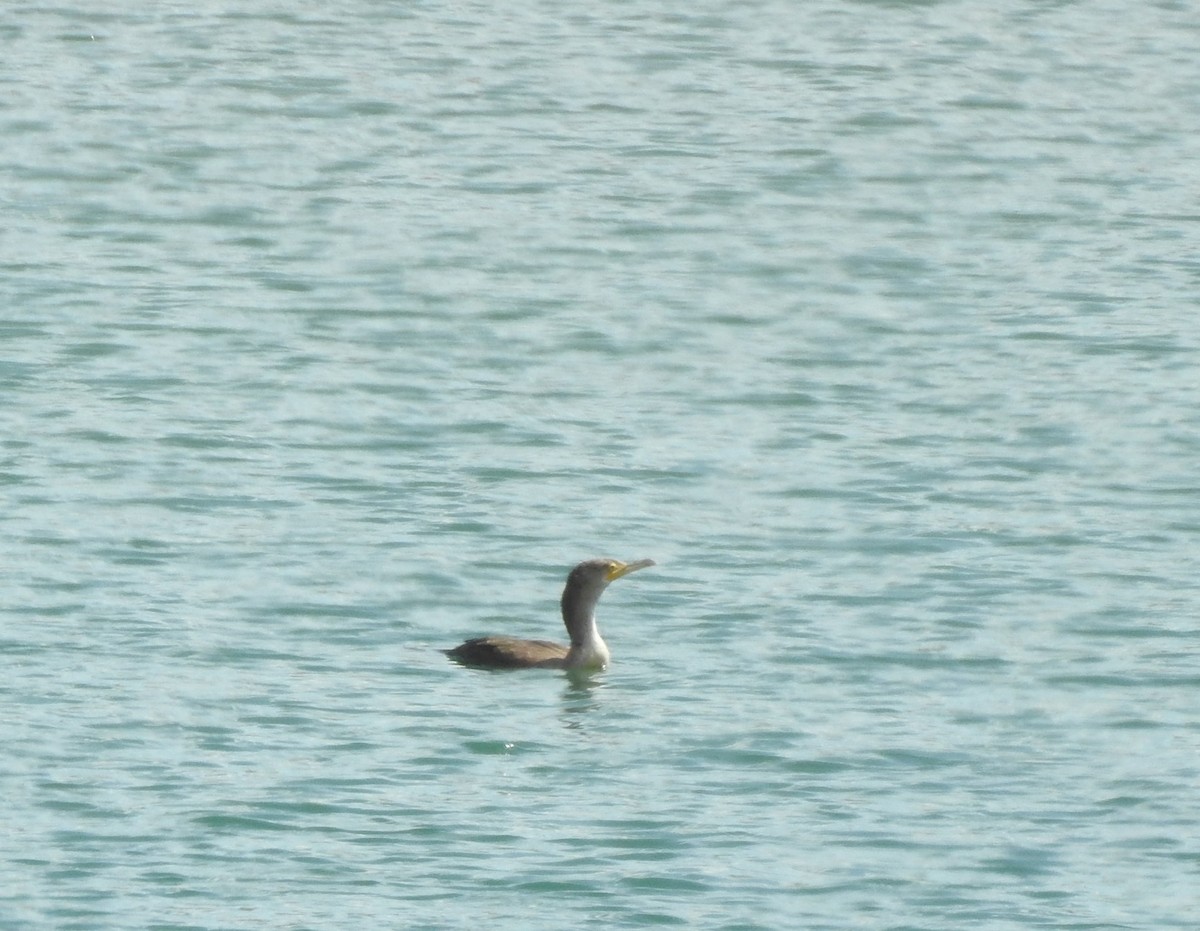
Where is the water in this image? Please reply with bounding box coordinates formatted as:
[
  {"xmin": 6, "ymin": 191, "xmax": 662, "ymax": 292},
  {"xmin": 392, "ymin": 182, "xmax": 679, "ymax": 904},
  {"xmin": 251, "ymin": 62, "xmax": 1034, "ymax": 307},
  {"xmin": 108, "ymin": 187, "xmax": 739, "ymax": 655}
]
[{"xmin": 3, "ymin": 2, "xmax": 1199, "ymax": 928}]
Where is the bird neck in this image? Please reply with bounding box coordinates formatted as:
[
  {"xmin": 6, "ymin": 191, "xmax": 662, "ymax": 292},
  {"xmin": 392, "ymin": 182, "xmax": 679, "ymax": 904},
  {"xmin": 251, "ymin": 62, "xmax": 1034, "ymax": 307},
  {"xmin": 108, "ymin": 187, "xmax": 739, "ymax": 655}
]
[
  {"xmin": 561, "ymin": 596, "xmax": 610, "ymax": 670},
  {"xmin": 565, "ymin": 624, "xmax": 609, "ymax": 670}
]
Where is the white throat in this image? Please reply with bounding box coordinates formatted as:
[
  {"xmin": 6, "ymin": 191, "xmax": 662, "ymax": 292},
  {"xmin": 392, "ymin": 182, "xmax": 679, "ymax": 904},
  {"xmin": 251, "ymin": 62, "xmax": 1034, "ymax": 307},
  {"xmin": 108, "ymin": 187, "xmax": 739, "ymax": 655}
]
[{"xmin": 564, "ymin": 614, "xmax": 610, "ymax": 669}]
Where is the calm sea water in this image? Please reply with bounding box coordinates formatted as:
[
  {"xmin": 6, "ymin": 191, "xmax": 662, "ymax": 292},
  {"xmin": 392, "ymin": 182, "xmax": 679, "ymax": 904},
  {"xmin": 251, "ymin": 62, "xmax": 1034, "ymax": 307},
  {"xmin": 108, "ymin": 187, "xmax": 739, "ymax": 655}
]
[{"xmin": 4, "ymin": 2, "xmax": 1199, "ymax": 928}]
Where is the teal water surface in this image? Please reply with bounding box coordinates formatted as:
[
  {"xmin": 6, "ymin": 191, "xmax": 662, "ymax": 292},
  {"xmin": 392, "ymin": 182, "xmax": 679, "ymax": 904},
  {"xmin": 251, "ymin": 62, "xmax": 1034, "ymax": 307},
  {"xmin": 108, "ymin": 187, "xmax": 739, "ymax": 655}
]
[{"xmin": 4, "ymin": 2, "xmax": 1200, "ymax": 929}]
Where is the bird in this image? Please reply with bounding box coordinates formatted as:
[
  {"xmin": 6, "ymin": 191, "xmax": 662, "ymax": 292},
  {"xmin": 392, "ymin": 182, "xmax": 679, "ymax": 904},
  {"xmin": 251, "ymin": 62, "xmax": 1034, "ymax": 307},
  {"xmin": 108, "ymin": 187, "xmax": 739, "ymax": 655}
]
[{"xmin": 444, "ymin": 557, "xmax": 655, "ymax": 671}]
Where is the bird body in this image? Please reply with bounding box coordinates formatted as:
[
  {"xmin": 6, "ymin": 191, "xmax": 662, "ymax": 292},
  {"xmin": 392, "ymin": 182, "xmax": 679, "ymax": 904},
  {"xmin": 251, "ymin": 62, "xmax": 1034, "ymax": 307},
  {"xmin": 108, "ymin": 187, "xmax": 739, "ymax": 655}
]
[
  {"xmin": 444, "ymin": 557, "xmax": 654, "ymax": 671},
  {"xmin": 445, "ymin": 636, "xmax": 570, "ymax": 669}
]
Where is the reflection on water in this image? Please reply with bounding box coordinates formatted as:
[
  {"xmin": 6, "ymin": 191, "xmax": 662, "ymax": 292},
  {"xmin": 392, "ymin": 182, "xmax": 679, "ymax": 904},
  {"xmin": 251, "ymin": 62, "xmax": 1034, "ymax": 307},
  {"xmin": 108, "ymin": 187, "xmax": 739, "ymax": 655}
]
[{"xmin": 560, "ymin": 672, "xmax": 607, "ymax": 727}]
